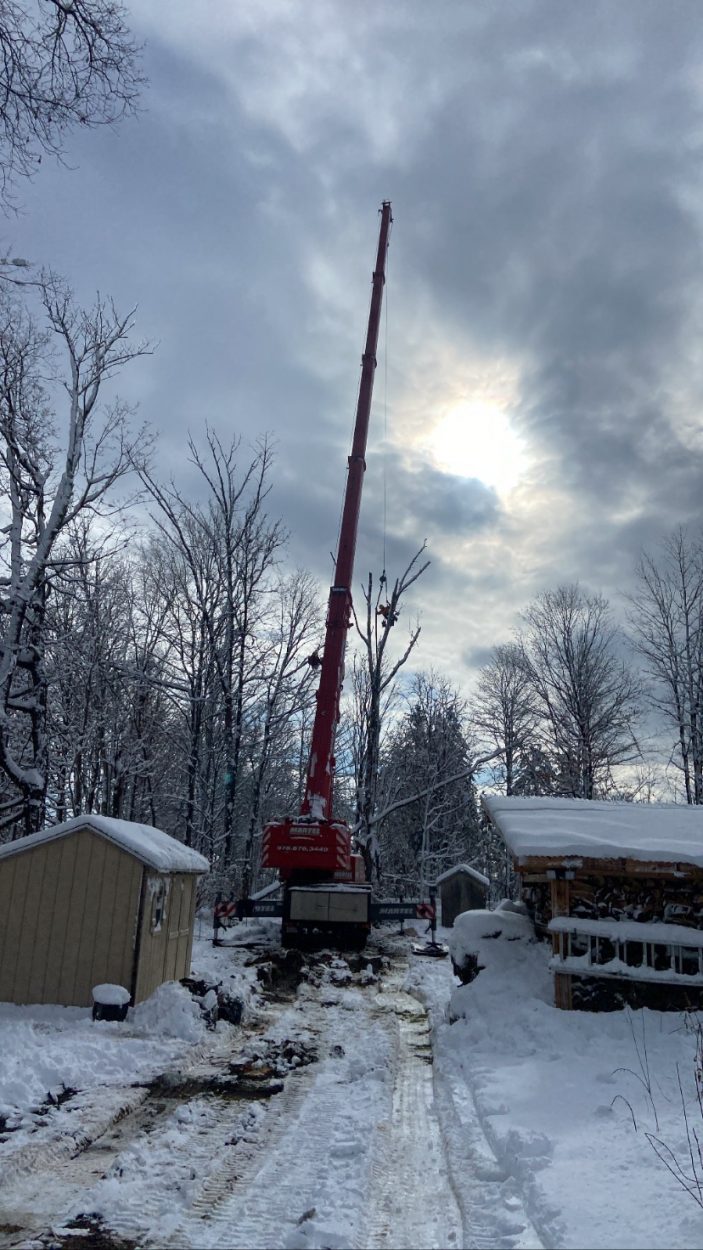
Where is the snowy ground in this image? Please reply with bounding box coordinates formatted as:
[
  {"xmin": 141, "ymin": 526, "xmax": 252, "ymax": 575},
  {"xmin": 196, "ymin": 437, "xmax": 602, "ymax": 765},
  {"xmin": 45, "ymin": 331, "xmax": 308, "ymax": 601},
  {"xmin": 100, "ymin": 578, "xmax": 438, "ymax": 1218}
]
[
  {"xmin": 408, "ymin": 909, "xmax": 703, "ymax": 1250},
  {"xmin": 1, "ymin": 912, "xmax": 702, "ymax": 1249}
]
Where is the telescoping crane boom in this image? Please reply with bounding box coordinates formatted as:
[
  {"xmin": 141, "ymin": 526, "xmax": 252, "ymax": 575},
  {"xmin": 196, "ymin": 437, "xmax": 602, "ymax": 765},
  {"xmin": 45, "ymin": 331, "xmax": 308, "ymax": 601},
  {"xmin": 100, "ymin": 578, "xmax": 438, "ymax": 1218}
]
[{"xmin": 260, "ymin": 201, "xmax": 393, "ymax": 948}]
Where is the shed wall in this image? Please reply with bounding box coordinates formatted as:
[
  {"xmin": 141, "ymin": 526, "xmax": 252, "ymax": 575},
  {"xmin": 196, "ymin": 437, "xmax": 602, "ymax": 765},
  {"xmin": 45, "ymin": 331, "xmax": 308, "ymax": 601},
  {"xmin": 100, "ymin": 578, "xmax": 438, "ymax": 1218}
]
[
  {"xmin": 0, "ymin": 830, "xmax": 142, "ymax": 1006},
  {"xmin": 440, "ymin": 875, "xmax": 488, "ymax": 927},
  {"xmin": 134, "ymin": 872, "xmax": 196, "ymax": 1004}
]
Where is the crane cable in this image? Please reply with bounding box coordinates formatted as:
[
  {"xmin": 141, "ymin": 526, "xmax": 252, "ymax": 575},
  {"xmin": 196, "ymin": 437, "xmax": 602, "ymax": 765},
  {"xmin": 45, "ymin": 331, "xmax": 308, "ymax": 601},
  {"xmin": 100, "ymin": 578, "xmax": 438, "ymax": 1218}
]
[{"xmin": 381, "ymin": 219, "xmax": 391, "ymax": 588}]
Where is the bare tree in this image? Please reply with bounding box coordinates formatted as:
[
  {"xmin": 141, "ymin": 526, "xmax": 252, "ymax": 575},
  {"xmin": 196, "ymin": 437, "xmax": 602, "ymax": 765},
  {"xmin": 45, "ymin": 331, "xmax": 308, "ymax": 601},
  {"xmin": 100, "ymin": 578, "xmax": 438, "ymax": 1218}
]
[
  {"xmin": 0, "ymin": 276, "xmax": 147, "ymax": 834},
  {"xmin": 142, "ymin": 432, "xmax": 285, "ymax": 874},
  {"xmin": 46, "ymin": 525, "xmax": 137, "ymax": 823},
  {"xmin": 338, "ymin": 651, "xmax": 400, "ymax": 840},
  {"xmin": 239, "ymin": 569, "xmax": 320, "ymax": 895},
  {"xmin": 629, "ymin": 529, "xmax": 703, "ymax": 804},
  {"xmin": 351, "ymin": 543, "xmax": 429, "ymax": 880},
  {"xmin": 149, "ymin": 530, "xmax": 220, "ymax": 850},
  {"xmin": 523, "ymin": 584, "xmax": 642, "ymax": 799},
  {"xmin": 473, "ymin": 641, "xmax": 539, "ymax": 795},
  {"xmin": 0, "ymin": 0, "xmax": 142, "ymax": 206}
]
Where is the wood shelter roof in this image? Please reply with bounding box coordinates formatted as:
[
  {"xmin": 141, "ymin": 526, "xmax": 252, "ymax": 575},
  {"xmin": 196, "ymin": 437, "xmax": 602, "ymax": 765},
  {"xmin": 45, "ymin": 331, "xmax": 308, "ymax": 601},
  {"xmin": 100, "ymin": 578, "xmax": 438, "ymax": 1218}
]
[{"xmin": 484, "ymin": 795, "xmax": 703, "ymax": 872}]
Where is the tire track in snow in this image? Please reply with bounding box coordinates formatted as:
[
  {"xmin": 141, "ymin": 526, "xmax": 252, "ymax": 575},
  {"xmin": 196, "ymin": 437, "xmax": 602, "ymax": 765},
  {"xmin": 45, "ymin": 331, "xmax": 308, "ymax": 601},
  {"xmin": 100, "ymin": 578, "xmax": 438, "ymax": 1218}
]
[
  {"xmin": 161, "ymin": 985, "xmax": 394, "ymax": 1250},
  {"xmin": 404, "ymin": 955, "xmax": 547, "ymax": 1250},
  {"xmin": 2, "ymin": 951, "xmax": 547, "ymax": 1250},
  {"xmin": 429, "ymin": 1035, "xmax": 546, "ymax": 1250},
  {"xmin": 0, "ymin": 1024, "xmax": 239, "ymax": 1199},
  {"xmin": 164, "ymin": 964, "xmax": 463, "ymax": 1250},
  {"xmin": 363, "ymin": 986, "xmax": 463, "ymax": 1250},
  {"xmin": 79, "ymin": 1093, "xmax": 274, "ymax": 1245},
  {"xmin": 0, "ymin": 1005, "xmax": 284, "ymax": 1247}
]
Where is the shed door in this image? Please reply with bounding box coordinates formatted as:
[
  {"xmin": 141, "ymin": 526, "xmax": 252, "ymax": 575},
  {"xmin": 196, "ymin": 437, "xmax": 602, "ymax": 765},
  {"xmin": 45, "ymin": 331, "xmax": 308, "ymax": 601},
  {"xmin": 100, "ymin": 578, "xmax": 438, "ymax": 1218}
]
[{"xmin": 164, "ymin": 876, "xmax": 194, "ymax": 982}]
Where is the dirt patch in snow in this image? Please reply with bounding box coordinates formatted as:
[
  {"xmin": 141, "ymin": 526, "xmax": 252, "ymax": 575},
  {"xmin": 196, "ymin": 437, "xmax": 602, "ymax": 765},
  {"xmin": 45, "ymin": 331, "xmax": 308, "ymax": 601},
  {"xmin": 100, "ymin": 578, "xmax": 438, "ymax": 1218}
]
[
  {"xmin": 147, "ymin": 1072, "xmax": 285, "ymax": 1101},
  {"xmin": 147, "ymin": 1032, "xmax": 319, "ymax": 1103},
  {"xmin": 36, "ymin": 1215, "xmax": 139, "ymax": 1249}
]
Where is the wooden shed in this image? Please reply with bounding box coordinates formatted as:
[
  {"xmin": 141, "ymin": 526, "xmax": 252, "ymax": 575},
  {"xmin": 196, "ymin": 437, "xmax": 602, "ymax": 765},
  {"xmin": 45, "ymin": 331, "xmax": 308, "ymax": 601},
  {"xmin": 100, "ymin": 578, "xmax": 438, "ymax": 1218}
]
[
  {"xmin": 0, "ymin": 815, "xmax": 209, "ymax": 1008},
  {"xmin": 437, "ymin": 863, "xmax": 489, "ymax": 927},
  {"xmin": 484, "ymin": 795, "xmax": 703, "ymax": 1011}
]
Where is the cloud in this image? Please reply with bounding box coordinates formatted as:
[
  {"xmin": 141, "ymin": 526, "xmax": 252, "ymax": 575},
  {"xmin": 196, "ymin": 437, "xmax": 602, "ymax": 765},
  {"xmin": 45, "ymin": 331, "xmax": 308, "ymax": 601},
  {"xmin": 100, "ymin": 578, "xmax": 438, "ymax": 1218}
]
[
  {"xmin": 462, "ymin": 643, "xmax": 500, "ymax": 671},
  {"xmin": 369, "ymin": 450, "xmax": 500, "ymax": 536},
  {"xmin": 11, "ymin": 0, "xmax": 703, "ymax": 697}
]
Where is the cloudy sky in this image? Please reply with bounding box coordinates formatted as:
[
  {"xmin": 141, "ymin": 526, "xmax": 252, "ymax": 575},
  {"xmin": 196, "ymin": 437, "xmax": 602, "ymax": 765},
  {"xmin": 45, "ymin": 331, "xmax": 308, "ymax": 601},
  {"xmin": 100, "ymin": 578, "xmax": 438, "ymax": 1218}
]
[{"xmin": 12, "ymin": 1, "xmax": 703, "ymax": 693}]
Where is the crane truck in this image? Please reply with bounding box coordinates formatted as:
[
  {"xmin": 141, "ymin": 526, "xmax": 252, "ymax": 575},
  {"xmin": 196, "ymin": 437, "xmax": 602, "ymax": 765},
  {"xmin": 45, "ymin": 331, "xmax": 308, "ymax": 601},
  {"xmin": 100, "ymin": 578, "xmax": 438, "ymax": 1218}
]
[
  {"xmin": 232, "ymin": 203, "xmax": 441, "ymax": 951},
  {"xmin": 257, "ymin": 201, "xmax": 392, "ymax": 949}
]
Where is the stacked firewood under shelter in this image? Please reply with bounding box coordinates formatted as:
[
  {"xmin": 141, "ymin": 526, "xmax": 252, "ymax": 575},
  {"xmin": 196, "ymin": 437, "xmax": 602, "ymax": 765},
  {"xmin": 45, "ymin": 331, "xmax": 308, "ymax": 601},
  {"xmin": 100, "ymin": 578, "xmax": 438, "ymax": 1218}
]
[{"xmin": 484, "ymin": 795, "xmax": 703, "ymax": 1011}]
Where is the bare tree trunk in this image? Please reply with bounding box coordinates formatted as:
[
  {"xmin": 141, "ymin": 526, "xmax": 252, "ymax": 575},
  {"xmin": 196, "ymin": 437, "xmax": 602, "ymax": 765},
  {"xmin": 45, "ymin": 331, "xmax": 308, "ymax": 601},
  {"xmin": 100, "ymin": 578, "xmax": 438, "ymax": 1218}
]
[
  {"xmin": 240, "ymin": 572, "xmax": 318, "ymax": 894},
  {"xmin": 142, "ymin": 433, "xmax": 283, "ymax": 877},
  {"xmin": 353, "ymin": 546, "xmax": 429, "ymax": 881}
]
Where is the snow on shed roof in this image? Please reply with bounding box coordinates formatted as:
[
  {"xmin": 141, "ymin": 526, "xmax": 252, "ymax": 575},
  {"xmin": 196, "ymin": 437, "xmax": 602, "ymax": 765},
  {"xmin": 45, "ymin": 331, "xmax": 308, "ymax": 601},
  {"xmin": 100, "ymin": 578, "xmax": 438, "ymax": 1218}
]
[
  {"xmin": 483, "ymin": 795, "xmax": 703, "ymax": 869},
  {"xmin": 0, "ymin": 815, "xmax": 209, "ymax": 874},
  {"xmin": 436, "ymin": 863, "xmax": 490, "ymax": 887}
]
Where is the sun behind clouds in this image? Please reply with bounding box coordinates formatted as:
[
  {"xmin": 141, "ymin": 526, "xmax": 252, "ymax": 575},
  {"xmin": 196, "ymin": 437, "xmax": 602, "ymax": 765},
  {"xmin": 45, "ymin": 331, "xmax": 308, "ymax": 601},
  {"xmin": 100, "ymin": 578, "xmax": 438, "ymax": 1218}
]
[{"xmin": 427, "ymin": 399, "xmax": 527, "ymax": 496}]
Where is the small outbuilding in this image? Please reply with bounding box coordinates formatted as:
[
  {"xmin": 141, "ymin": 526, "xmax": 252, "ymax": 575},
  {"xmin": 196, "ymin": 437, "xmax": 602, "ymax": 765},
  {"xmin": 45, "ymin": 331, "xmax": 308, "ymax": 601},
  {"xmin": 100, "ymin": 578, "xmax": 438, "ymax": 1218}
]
[
  {"xmin": 437, "ymin": 863, "xmax": 489, "ymax": 927},
  {"xmin": 0, "ymin": 815, "xmax": 209, "ymax": 1008},
  {"xmin": 484, "ymin": 795, "xmax": 703, "ymax": 1011}
]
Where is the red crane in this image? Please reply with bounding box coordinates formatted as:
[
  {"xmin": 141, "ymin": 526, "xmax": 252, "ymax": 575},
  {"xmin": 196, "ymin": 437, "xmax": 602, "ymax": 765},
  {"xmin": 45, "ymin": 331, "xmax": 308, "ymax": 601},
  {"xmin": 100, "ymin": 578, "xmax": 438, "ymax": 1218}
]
[{"xmin": 261, "ymin": 202, "xmax": 392, "ymax": 944}]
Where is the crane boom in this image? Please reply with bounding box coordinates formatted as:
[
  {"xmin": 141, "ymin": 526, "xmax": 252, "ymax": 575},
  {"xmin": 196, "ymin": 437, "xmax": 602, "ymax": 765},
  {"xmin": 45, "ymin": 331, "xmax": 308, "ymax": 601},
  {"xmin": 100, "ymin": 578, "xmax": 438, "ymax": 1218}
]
[
  {"xmin": 260, "ymin": 202, "xmax": 392, "ymax": 946},
  {"xmin": 302, "ymin": 200, "xmax": 392, "ymax": 820}
]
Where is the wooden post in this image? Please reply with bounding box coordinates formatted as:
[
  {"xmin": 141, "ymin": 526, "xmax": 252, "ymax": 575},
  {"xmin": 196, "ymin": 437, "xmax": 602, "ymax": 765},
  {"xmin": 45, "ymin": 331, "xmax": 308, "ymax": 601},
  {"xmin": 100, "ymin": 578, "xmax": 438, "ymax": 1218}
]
[
  {"xmin": 554, "ymin": 972, "xmax": 573, "ymax": 1010},
  {"xmin": 550, "ymin": 877, "xmax": 570, "ymax": 917},
  {"xmin": 551, "ymin": 877, "xmax": 572, "ymax": 1011}
]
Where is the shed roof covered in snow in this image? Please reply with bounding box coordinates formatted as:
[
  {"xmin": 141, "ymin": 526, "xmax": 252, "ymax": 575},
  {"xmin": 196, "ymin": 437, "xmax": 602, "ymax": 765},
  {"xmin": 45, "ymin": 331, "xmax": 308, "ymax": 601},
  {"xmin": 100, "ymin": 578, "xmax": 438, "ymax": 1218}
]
[
  {"xmin": 0, "ymin": 814, "xmax": 209, "ymax": 874},
  {"xmin": 483, "ymin": 795, "xmax": 703, "ymax": 869},
  {"xmin": 436, "ymin": 863, "xmax": 490, "ymax": 887}
]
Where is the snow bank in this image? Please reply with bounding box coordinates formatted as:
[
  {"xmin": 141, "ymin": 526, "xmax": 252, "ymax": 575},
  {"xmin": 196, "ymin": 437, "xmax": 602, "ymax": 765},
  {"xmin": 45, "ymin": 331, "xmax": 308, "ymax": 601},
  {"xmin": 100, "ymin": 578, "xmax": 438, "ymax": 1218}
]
[
  {"xmin": 0, "ymin": 931, "xmax": 266, "ymax": 1143},
  {"xmin": 448, "ymin": 904, "xmax": 536, "ymax": 975},
  {"xmin": 410, "ymin": 914, "xmax": 703, "ymax": 1248},
  {"xmin": 131, "ymin": 982, "xmax": 205, "ymax": 1042},
  {"xmin": 0, "ymin": 995, "xmax": 201, "ymax": 1136}
]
